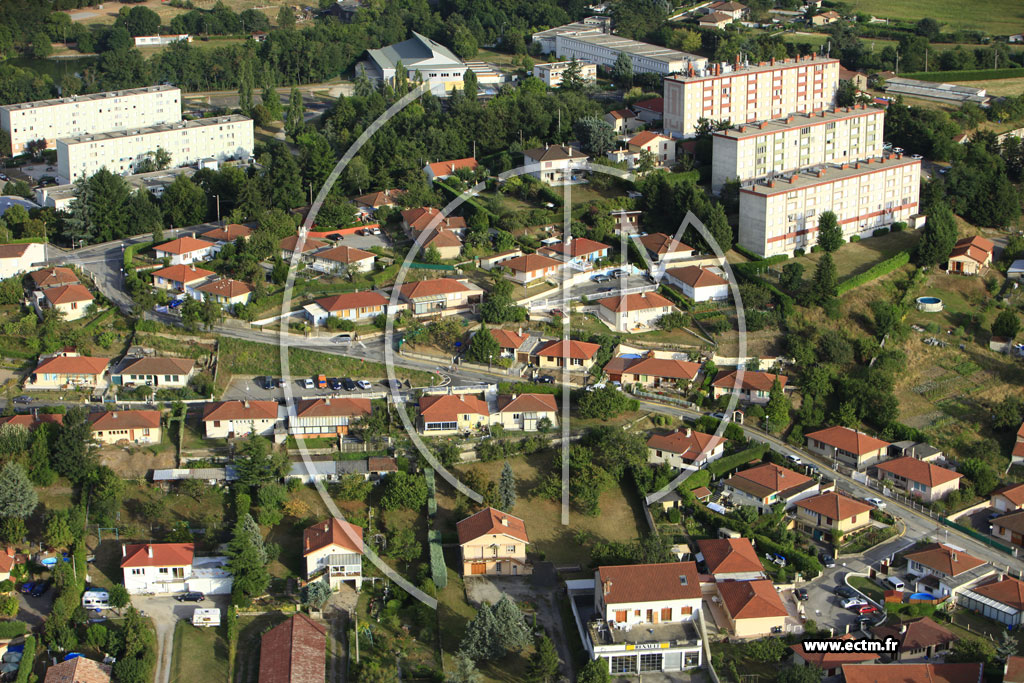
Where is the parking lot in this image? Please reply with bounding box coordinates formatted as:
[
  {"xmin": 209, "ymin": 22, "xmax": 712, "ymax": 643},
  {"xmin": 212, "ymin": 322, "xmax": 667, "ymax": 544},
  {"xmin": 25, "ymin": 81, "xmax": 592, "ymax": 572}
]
[
  {"xmin": 531, "ymin": 273, "xmax": 656, "ymax": 309},
  {"xmin": 221, "ymin": 375, "xmax": 410, "ymax": 403},
  {"xmin": 327, "ymin": 230, "xmax": 390, "ymax": 252}
]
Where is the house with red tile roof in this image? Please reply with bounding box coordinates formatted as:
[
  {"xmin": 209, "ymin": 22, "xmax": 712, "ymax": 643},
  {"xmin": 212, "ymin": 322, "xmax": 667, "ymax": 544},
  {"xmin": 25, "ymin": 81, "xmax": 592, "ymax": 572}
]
[
  {"xmin": 1013, "ymin": 421, "xmax": 1024, "ymax": 468},
  {"xmin": 0, "ymin": 413, "xmax": 63, "ymax": 433},
  {"xmin": 302, "ymin": 518, "xmax": 364, "ymax": 589},
  {"xmin": 992, "ymin": 483, "xmax": 1024, "ymax": 514},
  {"xmin": 279, "ymin": 235, "xmax": 328, "ymax": 262},
  {"xmin": 457, "ymin": 508, "xmax": 531, "ymax": 576},
  {"xmin": 530, "ymin": 338, "xmax": 602, "ymax": 371},
  {"xmin": 29, "ymin": 266, "xmax": 79, "ymax": 290},
  {"xmin": 418, "ymin": 393, "xmax": 490, "ymax": 434},
  {"xmin": 1008, "ymin": 656, "xmax": 1024, "ymax": 683},
  {"xmin": 38, "ymin": 282, "xmax": 94, "ymax": 321},
  {"xmin": 633, "ymin": 98, "xmax": 664, "ymax": 124},
  {"xmin": 153, "ymin": 236, "xmax": 217, "ymax": 265},
  {"xmin": 904, "ymin": 543, "xmax": 994, "ymax": 600},
  {"xmin": 150, "ymin": 263, "xmax": 216, "ymax": 297},
  {"xmin": 604, "ymin": 354, "xmax": 701, "ymax": 389},
  {"xmin": 523, "ymin": 145, "xmax": 589, "ymax": 185},
  {"xmin": 665, "ymin": 266, "xmax": 729, "ymax": 302},
  {"xmin": 498, "ymin": 253, "xmax": 562, "ymax": 285},
  {"xmin": 420, "ymin": 227, "xmax": 464, "ymax": 260},
  {"xmin": 794, "ymin": 492, "xmax": 872, "ymax": 544},
  {"xmin": 947, "ymin": 235, "xmax": 994, "ymax": 275},
  {"xmin": 875, "ymin": 457, "xmax": 962, "ymax": 502},
  {"xmin": 0, "ymin": 546, "xmax": 18, "ymax": 583},
  {"xmin": 398, "ymin": 278, "xmax": 480, "ymax": 316},
  {"xmin": 354, "ymin": 188, "xmax": 406, "ymax": 212},
  {"xmin": 611, "ymin": 131, "xmax": 676, "ymax": 168},
  {"xmin": 490, "ymin": 328, "xmax": 530, "ymax": 359},
  {"xmin": 43, "ymin": 657, "xmax": 112, "ymax": 683},
  {"xmin": 306, "ymin": 290, "xmax": 389, "ymax": 326},
  {"xmin": 258, "ymin": 613, "xmax": 327, "ymax": 683},
  {"xmin": 308, "ymin": 244, "xmax": 376, "ymax": 275},
  {"xmin": 0, "ymin": 242, "xmax": 44, "ymax": 280},
  {"xmin": 423, "ymin": 157, "xmax": 479, "ymax": 183},
  {"xmin": 960, "ymin": 575, "xmax": 1024, "ymax": 627},
  {"xmin": 289, "ymin": 397, "xmax": 371, "ymax": 438},
  {"xmin": 647, "ymin": 428, "xmax": 725, "ymax": 470},
  {"xmin": 28, "ymin": 352, "xmax": 109, "ymax": 390},
  {"xmin": 711, "ymin": 370, "xmax": 788, "ymax": 406},
  {"xmin": 201, "ymin": 400, "xmax": 282, "ymax": 439},
  {"xmin": 595, "ymin": 291, "xmax": 676, "ymax": 333},
  {"xmin": 89, "ymin": 410, "xmax": 162, "ymax": 445},
  {"xmin": 401, "ymin": 207, "xmax": 468, "ymax": 236},
  {"xmin": 120, "ymin": 542, "xmax": 196, "ymax": 594},
  {"xmin": 723, "ymin": 462, "xmax": 818, "ymax": 512},
  {"xmin": 696, "ymin": 538, "xmax": 765, "ymax": 581},
  {"xmin": 602, "ymin": 108, "xmax": 640, "ymax": 134},
  {"xmin": 790, "ymin": 634, "xmax": 878, "ymax": 676},
  {"xmin": 873, "ymin": 617, "xmax": 956, "ymax": 661},
  {"xmin": 538, "ymin": 237, "xmax": 609, "ymax": 269},
  {"xmin": 636, "ymin": 233, "xmax": 696, "ymax": 264},
  {"xmin": 495, "ymin": 393, "xmax": 558, "ymax": 431},
  {"xmin": 842, "ymin": 662, "xmax": 982, "ymax": 683},
  {"xmin": 716, "ymin": 578, "xmax": 788, "ymax": 637},
  {"xmin": 202, "ymin": 223, "xmax": 252, "ymax": 244},
  {"xmin": 804, "ymin": 425, "xmax": 889, "ymax": 471},
  {"xmin": 195, "ymin": 278, "xmax": 254, "ymax": 310}
]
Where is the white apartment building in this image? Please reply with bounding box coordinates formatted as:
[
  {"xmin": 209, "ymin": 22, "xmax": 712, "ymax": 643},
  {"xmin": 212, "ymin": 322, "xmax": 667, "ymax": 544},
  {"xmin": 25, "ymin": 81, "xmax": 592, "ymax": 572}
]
[
  {"xmin": 664, "ymin": 54, "xmax": 840, "ymax": 138},
  {"xmin": 57, "ymin": 115, "xmax": 253, "ymax": 183},
  {"xmin": 711, "ymin": 105, "xmax": 885, "ymax": 193},
  {"xmin": 532, "ymin": 60, "xmax": 598, "ymax": 87},
  {"xmin": 738, "ymin": 154, "xmax": 923, "ymax": 258},
  {"xmin": 533, "ymin": 20, "xmax": 706, "ymax": 76},
  {"xmin": 0, "ymin": 85, "xmax": 181, "ymax": 155}
]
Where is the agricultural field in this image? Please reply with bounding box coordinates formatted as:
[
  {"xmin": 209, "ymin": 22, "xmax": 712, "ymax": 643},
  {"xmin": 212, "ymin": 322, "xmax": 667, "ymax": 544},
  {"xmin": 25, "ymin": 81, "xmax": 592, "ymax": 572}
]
[
  {"xmin": 842, "ymin": 0, "xmax": 1024, "ymax": 36},
  {"xmin": 62, "ymin": 0, "xmax": 295, "ymax": 28},
  {"xmin": 955, "ymin": 77, "xmax": 1024, "ymax": 96}
]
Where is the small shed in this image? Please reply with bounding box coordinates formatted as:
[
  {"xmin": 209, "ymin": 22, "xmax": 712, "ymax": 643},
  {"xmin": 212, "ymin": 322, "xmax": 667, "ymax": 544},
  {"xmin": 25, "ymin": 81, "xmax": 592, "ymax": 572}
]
[{"xmin": 1008, "ymin": 260, "xmax": 1024, "ymax": 280}]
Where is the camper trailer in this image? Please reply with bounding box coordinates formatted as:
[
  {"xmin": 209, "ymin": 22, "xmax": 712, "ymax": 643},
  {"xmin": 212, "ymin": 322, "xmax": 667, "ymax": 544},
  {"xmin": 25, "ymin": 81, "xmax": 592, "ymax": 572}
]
[
  {"xmin": 192, "ymin": 608, "xmax": 221, "ymax": 627},
  {"xmin": 82, "ymin": 590, "xmax": 110, "ymax": 610}
]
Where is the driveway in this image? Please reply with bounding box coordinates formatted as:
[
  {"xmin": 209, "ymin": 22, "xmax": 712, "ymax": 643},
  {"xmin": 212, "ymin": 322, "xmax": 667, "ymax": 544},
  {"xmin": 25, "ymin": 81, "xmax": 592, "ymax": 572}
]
[
  {"xmin": 463, "ymin": 563, "xmax": 575, "ymax": 681},
  {"xmin": 130, "ymin": 593, "xmax": 231, "ymax": 683},
  {"xmin": 17, "ymin": 587, "xmax": 56, "ymax": 629}
]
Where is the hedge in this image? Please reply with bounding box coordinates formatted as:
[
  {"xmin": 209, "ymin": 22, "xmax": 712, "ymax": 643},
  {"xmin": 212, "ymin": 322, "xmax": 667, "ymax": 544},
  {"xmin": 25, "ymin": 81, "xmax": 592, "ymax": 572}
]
[
  {"xmin": 684, "ymin": 469, "xmax": 711, "ymax": 491},
  {"xmin": 752, "ymin": 533, "xmax": 822, "ymax": 579},
  {"xmin": 733, "ymin": 244, "xmax": 764, "ymax": 261},
  {"xmin": 124, "ymin": 240, "xmax": 156, "ymax": 269},
  {"xmin": 837, "ymin": 251, "xmax": 911, "ymax": 296},
  {"xmin": 899, "ymin": 68, "xmax": 1024, "ymax": 82},
  {"xmin": 428, "ymin": 530, "xmax": 447, "ymax": 589},
  {"xmin": 14, "ymin": 636, "xmax": 34, "ymax": 683},
  {"xmin": 0, "ymin": 621, "xmax": 26, "ymax": 638},
  {"xmin": 658, "ymin": 284, "xmax": 691, "ymax": 310},
  {"xmin": 708, "ymin": 445, "xmax": 766, "ymax": 478}
]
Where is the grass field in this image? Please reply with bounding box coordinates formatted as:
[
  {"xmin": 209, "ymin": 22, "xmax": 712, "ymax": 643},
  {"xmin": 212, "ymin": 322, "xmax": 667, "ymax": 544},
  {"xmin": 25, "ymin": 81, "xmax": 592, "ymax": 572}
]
[
  {"xmin": 848, "ymin": 576, "xmax": 885, "ymax": 603},
  {"xmin": 955, "ymin": 77, "xmax": 1024, "ymax": 96},
  {"xmin": 842, "ymin": 0, "xmax": 1024, "ymax": 36},
  {"xmin": 65, "ymin": 0, "xmax": 295, "ymax": 27},
  {"xmin": 171, "ymin": 621, "xmax": 230, "ymax": 683},
  {"xmin": 783, "ymin": 229, "xmax": 920, "ymax": 286}
]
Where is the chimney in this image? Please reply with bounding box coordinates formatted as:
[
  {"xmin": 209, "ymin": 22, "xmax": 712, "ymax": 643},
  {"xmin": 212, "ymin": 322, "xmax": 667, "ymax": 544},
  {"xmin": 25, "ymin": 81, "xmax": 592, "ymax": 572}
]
[
  {"xmin": 769, "ymin": 181, "xmax": 775, "ymax": 188},
  {"xmin": 735, "ymin": 54, "xmax": 740, "ymax": 68},
  {"xmin": 739, "ymin": 126, "xmax": 746, "ymax": 133},
  {"xmin": 900, "ymin": 624, "xmax": 908, "ymax": 634},
  {"xmin": 243, "ymin": 400, "xmax": 250, "ymax": 409},
  {"xmin": 603, "ymin": 579, "xmax": 613, "ymax": 596},
  {"xmin": 771, "ymin": 57, "xmax": 775, "ymax": 66},
  {"xmin": 952, "ymin": 552, "xmax": 958, "ymax": 562},
  {"xmin": 147, "ymin": 545, "xmax": 153, "ymax": 558},
  {"xmin": 789, "ymin": 175, "xmax": 798, "ymax": 183},
  {"xmin": 812, "ymin": 52, "xmax": 817, "ymax": 59},
  {"xmin": 325, "ymin": 398, "xmax": 330, "ymax": 405},
  {"xmin": 501, "ymin": 517, "xmax": 509, "ymax": 526},
  {"xmin": 121, "ymin": 544, "xmax": 127, "ymax": 557},
  {"xmin": 685, "ymin": 428, "xmax": 692, "ymax": 437},
  {"xmin": 112, "ymin": 412, "xmax": 118, "ymax": 419}
]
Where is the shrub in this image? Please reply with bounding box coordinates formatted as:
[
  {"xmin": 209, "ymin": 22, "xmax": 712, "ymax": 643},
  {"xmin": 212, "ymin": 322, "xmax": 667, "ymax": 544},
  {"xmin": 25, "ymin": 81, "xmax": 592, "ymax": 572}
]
[
  {"xmin": 849, "ymin": 235, "xmax": 861, "ymax": 243},
  {"xmin": 667, "ymin": 508, "xmax": 681, "ymax": 523},
  {"xmin": 0, "ymin": 621, "xmax": 27, "ymax": 638},
  {"xmin": 890, "ymin": 222, "xmax": 906, "ymax": 232},
  {"xmin": 793, "ymin": 248, "xmax": 805, "ymax": 256},
  {"xmin": 872, "ymin": 228, "xmax": 890, "ymax": 237}
]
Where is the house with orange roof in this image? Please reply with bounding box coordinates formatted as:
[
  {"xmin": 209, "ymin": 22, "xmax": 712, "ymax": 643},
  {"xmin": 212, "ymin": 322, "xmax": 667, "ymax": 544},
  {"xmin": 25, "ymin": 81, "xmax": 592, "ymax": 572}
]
[
  {"xmin": 608, "ymin": 131, "xmax": 676, "ymax": 168},
  {"xmin": 490, "ymin": 328, "xmax": 531, "ymax": 359},
  {"xmin": 495, "ymin": 393, "xmax": 558, "ymax": 431},
  {"xmin": 289, "ymin": 397, "xmax": 371, "ymax": 438},
  {"xmin": 602, "ymin": 108, "xmax": 640, "ymax": 134},
  {"xmin": 202, "ymin": 400, "xmax": 283, "ymax": 439},
  {"xmin": 279, "ymin": 235, "xmax": 329, "ymax": 262},
  {"xmin": 696, "ymin": 538, "xmax": 765, "ymax": 581},
  {"xmin": 150, "ymin": 263, "xmax": 216, "ymax": 297},
  {"xmin": 793, "ymin": 492, "xmax": 872, "ymax": 544},
  {"xmin": 418, "ymin": 393, "xmax": 490, "ymax": 434},
  {"xmin": 842, "ymin": 662, "xmax": 981, "ymax": 683},
  {"xmin": 195, "ymin": 278, "xmax": 254, "ymax": 310},
  {"xmin": 153, "ymin": 236, "xmax": 217, "ymax": 265},
  {"xmin": 258, "ymin": 613, "xmax": 327, "ymax": 683},
  {"xmin": 308, "ymin": 244, "xmax": 376, "ymax": 275},
  {"xmin": 306, "ymin": 290, "xmax": 390, "ymax": 326},
  {"xmin": 202, "ymin": 223, "xmax": 252, "ymax": 245},
  {"xmin": 498, "ymin": 253, "xmax": 562, "ymax": 285},
  {"xmin": 0, "ymin": 546, "xmax": 18, "ymax": 583},
  {"xmin": 42, "ymin": 657, "xmax": 112, "ymax": 683},
  {"xmin": 604, "ymin": 354, "xmax": 701, "ymax": 389},
  {"xmin": 0, "ymin": 242, "xmax": 45, "ymax": 280},
  {"xmin": 636, "ymin": 233, "xmax": 696, "ymax": 265},
  {"xmin": 29, "ymin": 266, "xmax": 79, "ymax": 290},
  {"xmin": 959, "ymin": 575, "xmax": 1024, "ymax": 627},
  {"xmin": 790, "ymin": 634, "xmax": 878, "ymax": 676},
  {"xmin": 398, "ymin": 278, "xmax": 480, "ymax": 316},
  {"xmin": 633, "ymin": 97, "xmax": 664, "ymax": 124},
  {"xmin": 875, "ymin": 457, "xmax": 962, "ymax": 502},
  {"xmin": 665, "ymin": 266, "xmax": 729, "ymax": 302},
  {"xmin": 538, "ymin": 236, "xmax": 609, "ymax": 269},
  {"xmin": 699, "ymin": 11, "xmax": 734, "ymax": 28},
  {"xmin": 1007, "ymin": 656, "xmax": 1024, "ymax": 683},
  {"xmin": 947, "ymin": 236, "xmax": 994, "ymax": 275},
  {"xmin": 353, "ymin": 188, "xmax": 406, "ymax": 213},
  {"xmin": 903, "ymin": 543, "xmax": 993, "ymax": 599},
  {"xmin": 1013, "ymin": 421, "xmax": 1024, "ymax": 468},
  {"xmin": 38, "ymin": 282, "xmax": 94, "ymax": 321},
  {"xmin": 89, "ymin": 410, "xmax": 162, "ymax": 445},
  {"xmin": 716, "ymin": 578, "xmax": 789, "ymax": 637},
  {"xmin": 991, "ymin": 482, "xmax": 1024, "ymax": 513},
  {"xmin": 804, "ymin": 425, "xmax": 889, "ymax": 471},
  {"xmin": 423, "ymin": 156, "xmax": 479, "ymax": 184},
  {"xmin": 28, "ymin": 351, "xmax": 109, "ymax": 389},
  {"xmin": 0, "ymin": 413, "xmax": 63, "ymax": 432},
  {"xmin": 421, "ymin": 227, "xmax": 463, "ymax": 260},
  {"xmin": 647, "ymin": 427, "xmax": 725, "ymax": 470},
  {"xmin": 873, "ymin": 617, "xmax": 956, "ymax": 661},
  {"xmin": 401, "ymin": 207, "xmax": 467, "ymax": 236},
  {"xmin": 572, "ymin": 562, "xmax": 703, "ymax": 674},
  {"xmin": 302, "ymin": 518, "xmax": 364, "ymax": 589},
  {"xmin": 723, "ymin": 462, "xmax": 819, "ymax": 512},
  {"xmin": 530, "ymin": 338, "xmax": 602, "ymax": 371},
  {"xmin": 457, "ymin": 507, "xmax": 531, "ymax": 576},
  {"xmin": 595, "ymin": 291, "xmax": 676, "ymax": 333},
  {"xmin": 711, "ymin": 369, "xmax": 788, "ymax": 406},
  {"xmin": 120, "ymin": 542, "xmax": 227, "ymax": 595}
]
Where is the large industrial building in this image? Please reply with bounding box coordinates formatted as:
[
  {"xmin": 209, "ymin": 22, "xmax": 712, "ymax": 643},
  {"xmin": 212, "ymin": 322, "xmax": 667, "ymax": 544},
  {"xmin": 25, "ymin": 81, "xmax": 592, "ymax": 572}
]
[
  {"xmin": 532, "ymin": 19, "xmax": 705, "ymax": 75},
  {"xmin": 56, "ymin": 115, "xmax": 254, "ymax": 184},
  {"xmin": 663, "ymin": 54, "xmax": 840, "ymax": 138},
  {"xmin": 711, "ymin": 105, "xmax": 884, "ymax": 193},
  {"xmin": 737, "ymin": 154, "xmax": 924, "ymax": 258},
  {"xmin": 0, "ymin": 85, "xmax": 181, "ymax": 155},
  {"xmin": 356, "ymin": 32, "xmax": 501, "ymax": 96}
]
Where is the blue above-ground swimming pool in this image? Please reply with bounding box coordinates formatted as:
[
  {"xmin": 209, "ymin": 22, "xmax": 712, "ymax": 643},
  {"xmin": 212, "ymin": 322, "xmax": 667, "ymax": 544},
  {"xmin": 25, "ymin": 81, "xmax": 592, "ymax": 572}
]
[
  {"xmin": 916, "ymin": 297, "xmax": 944, "ymax": 312},
  {"xmin": 909, "ymin": 592, "xmax": 938, "ymax": 600}
]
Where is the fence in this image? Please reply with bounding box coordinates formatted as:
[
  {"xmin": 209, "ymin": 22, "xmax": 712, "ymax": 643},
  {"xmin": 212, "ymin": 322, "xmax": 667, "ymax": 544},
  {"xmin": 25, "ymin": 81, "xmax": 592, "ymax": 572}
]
[{"xmin": 634, "ymin": 390, "xmax": 694, "ymax": 408}]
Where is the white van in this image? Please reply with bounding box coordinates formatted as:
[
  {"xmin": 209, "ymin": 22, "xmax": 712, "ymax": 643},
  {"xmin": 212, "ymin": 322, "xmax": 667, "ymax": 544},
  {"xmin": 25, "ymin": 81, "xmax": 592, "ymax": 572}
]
[
  {"xmin": 82, "ymin": 590, "xmax": 109, "ymax": 610},
  {"xmin": 885, "ymin": 577, "xmax": 905, "ymax": 591},
  {"xmin": 192, "ymin": 608, "xmax": 221, "ymax": 627}
]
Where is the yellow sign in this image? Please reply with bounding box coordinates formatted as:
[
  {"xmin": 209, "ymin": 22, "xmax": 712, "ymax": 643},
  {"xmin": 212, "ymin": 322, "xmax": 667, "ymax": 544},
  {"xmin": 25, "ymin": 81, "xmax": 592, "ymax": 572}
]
[{"xmin": 625, "ymin": 642, "xmax": 670, "ymax": 651}]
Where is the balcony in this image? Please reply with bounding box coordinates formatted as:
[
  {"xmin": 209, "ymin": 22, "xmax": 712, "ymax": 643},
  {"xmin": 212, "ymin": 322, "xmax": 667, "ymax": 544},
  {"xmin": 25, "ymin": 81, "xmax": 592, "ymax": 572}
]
[{"xmin": 573, "ymin": 594, "xmax": 700, "ymax": 649}]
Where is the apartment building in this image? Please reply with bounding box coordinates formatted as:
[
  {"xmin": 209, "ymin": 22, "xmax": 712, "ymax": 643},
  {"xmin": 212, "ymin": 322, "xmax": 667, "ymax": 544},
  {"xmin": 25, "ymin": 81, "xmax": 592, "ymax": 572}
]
[
  {"xmin": 1, "ymin": 85, "xmax": 181, "ymax": 155},
  {"xmin": 663, "ymin": 54, "xmax": 840, "ymax": 138},
  {"xmin": 737, "ymin": 154, "xmax": 923, "ymax": 258},
  {"xmin": 533, "ymin": 21, "xmax": 706, "ymax": 76},
  {"xmin": 57, "ymin": 115, "xmax": 254, "ymax": 183},
  {"xmin": 533, "ymin": 60, "xmax": 598, "ymax": 87},
  {"xmin": 710, "ymin": 105, "xmax": 884, "ymax": 193}
]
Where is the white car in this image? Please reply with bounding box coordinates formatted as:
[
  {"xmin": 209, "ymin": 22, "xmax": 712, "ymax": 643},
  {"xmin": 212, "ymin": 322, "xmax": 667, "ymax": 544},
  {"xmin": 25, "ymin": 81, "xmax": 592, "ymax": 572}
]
[
  {"xmin": 841, "ymin": 597, "xmax": 867, "ymax": 609},
  {"xmin": 786, "ymin": 454, "xmax": 802, "ymax": 465},
  {"xmin": 355, "ymin": 380, "xmax": 372, "ymax": 390},
  {"xmin": 865, "ymin": 498, "xmax": 886, "ymax": 510},
  {"xmin": 586, "ymin": 383, "xmax": 606, "ymax": 392},
  {"xmin": 303, "ymin": 378, "xmax": 315, "ymax": 390}
]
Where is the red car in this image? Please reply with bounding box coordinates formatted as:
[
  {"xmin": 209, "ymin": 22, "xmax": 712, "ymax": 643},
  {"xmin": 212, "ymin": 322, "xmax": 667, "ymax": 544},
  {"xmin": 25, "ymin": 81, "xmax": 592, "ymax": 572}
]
[{"xmin": 857, "ymin": 605, "xmax": 878, "ymax": 615}]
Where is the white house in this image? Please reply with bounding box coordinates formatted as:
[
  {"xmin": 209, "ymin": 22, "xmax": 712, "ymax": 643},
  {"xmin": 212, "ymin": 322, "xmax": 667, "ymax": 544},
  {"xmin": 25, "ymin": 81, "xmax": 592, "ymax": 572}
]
[
  {"xmin": 498, "ymin": 253, "xmax": 562, "ymax": 285},
  {"xmin": 495, "ymin": 393, "xmax": 558, "ymax": 431},
  {"xmin": 305, "ymin": 291, "xmax": 389, "ymax": 326},
  {"xmin": 904, "ymin": 543, "xmax": 994, "ymax": 600},
  {"xmin": 0, "ymin": 242, "xmax": 45, "ymax": 279},
  {"xmin": 647, "ymin": 428, "xmax": 725, "ymax": 469},
  {"xmin": 424, "ymin": 157, "xmax": 479, "ymax": 183},
  {"xmin": 153, "ymin": 236, "xmax": 217, "ymax": 266},
  {"xmin": 302, "ymin": 518, "xmax": 364, "ymax": 590},
  {"xmin": 308, "ymin": 245, "xmax": 376, "ymax": 275},
  {"xmin": 120, "ymin": 542, "xmax": 232, "ymax": 595},
  {"xmin": 150, "ymin": 264, "xmax": 216, "ymax": 298},
  {"xmin": 665, "ymin": 266, "xmax": 729, "ymax": 302},
  {"xmin": 522, "ymin": 145, "xmax": 589, "ymax": 185},
  {"xmin": 723, "ymin": 462, "xmax": 818, "ymax": 512},
  {"xmin": 201, "ymin": 400, "xmax": 282, "ymax": 439},
  {"xmin": 595, "ymin": 291, "xmax": 675, "ymax": 333}
]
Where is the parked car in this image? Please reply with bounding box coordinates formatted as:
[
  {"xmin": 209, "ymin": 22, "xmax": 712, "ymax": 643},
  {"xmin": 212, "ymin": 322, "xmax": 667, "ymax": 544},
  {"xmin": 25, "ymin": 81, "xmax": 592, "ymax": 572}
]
[
  {"xmin": 794, "ymin": 588, "xmax": 809, "ymax": 601},
  {"xmin": 316, "ymin": 374, "xmax": 328, "ymax": 389},
  {"xmin": 857, "ymin": 616, "xmax": 874, "ymax": 630},
  {"xmin": 857, "ymin": 605, "xmax": 879, "ymax": 615},
  {"xmin": 356, "ymin": 380, "xmax": 372, "ymax": 390},
  {"xmin": 302, "ymin": 378, "xmax": 315, "ymax": 390},
  {"xmin": 536, "ymin": 375, "xmax": 555, "ymax": 384},
  {"xmin": 168, "ymin": 298, "xmax": 184, "ymax": 310},
  {"xmin": 710, "ymin": 412, "xmax": 729, "ymax": 421},
  {"xmin": 820, "ymin": 554, "xmax": 835, "ymax": 568},
  {"xmin": 590, "ymin": 274, "xmax": 610, "ymax": 283},
  {"xmin": 611, "ymin": 269, "xmax": 626, "ymax": 278},
  {"xmin": 586, "ymin": 383, "xmax": 606, "ymax": 392},
  {"xmin": 329, "ymin": 378, "xmax": 343, "ymax": 391},
  {"xmin": 786, "ymin": 454, "xmax": 802, "ymax": 465},
  {"xmin": 841, "ymin": 597, "xmax": 867, "ymax": 609},
  {"xmin": 12, "ymin": 395, "xmax": 32, "ymax": 405},
  {"xmin": 259, "ymin": 376, "xmax": 274, "ymax": 390},
  {"xmin": 834, "ymin": 586, "xmax": 856, "ymax": 599},
  {"xmin": 30, "ymin": 579, "xmax": 52, "ymax": 598},
  {"xmin": 278, "ymin": 379, "xmax": 287, "ymax": 388},
  {"xmin": 0, "ymin": 173, "xmax": 8, "ymax": 181},
  {"xmin": 176, "ymin": 592, "xmax": 205, "ymax": 602},
  {"xmin": 19, "ymin": 581, "xmax": 36, "ymax": 594},
  {"xmin": 333, "ymin": 334, "xmax": 352, "ymax": 343},
  {"xmin": 865, "ymin": 497, "xmax": 886, "ymax": 509},
  {"xmin": 383, "ymin": 379, "xmax": 403, "ymax": 391},
  {"xmin": 342, "ymin": 377, "xmax": 356, "ymax": 391}
]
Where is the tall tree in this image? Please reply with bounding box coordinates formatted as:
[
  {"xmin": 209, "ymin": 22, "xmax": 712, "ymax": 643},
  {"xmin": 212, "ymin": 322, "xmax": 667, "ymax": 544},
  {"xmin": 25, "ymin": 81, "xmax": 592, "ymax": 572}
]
[
  {"xmin": 705, "ymin": 201, "xmax": 733, "ymax": 252},
  {"xmin": 463, "ymin": 69, "xmax": 478, "ymax": 101},
  {"xmin": 993, "ymin": 308, "xmax": 1021, "ymax": 340},
  {"xmin": 0, "ymin": 463, "xmax": 37, "ymax": 519},
  {"xmin": 574, "ymin": 117, "xmax": 615, "ymax": 156},
  {"xmin": 50, "ymin": 406, "xmax": 95, "ymax": 483},
  {"xmin": 261, "ymin": 73, "xmax": 282, "ymax": 122},
  {"xmin": 575, "ymin": 659, "xmax": 611, "ymax": 683},
  {"xmin": 276, "ymin": 5, "xmax": 295, "ymax": 30},
  {"xmin": 64, "ymin": 169, "xmax": 131, "ymax": 244},
  {"xmin": 297, "ymin": 129, "xmax": 335, "ymax": 191},
  {"xmin": 612, "ymin": 52, "xmax": 633, "ymax": 87},
  {"xmin": 526, "ymin": 634, "xmax": 561, "ymax": 683},
  {"xmin": 811, "ymin": 252, "xmax": 838, "ymax": 304},
  {"xmin": 558, "ymin": 58, "xmax": 585, "ymax": 91},
  {"xmin": 161, "ymin": 174, "xmax": 206, "ymax": 227},
  {"xmin": 816, "ymin": 211, "xmax": 843, "ymax": 252},
  {"xmin": 915, "ymin": 201, "xmax": 958, "ymax": 266},
  {"xmin": 237, "ymin": 56, "xmax": 254, "ymax": 118},
  {"xmin": 447, "ymin": 652, "xmax": 482, "ymax": 683},
  {"xmin": 498, "ymin": 462, "xmax": 516, "ymax": 512},
  {"xmin": 765, "ymin": 378, "xmax": 790, "ymax": 434},
  {"xmin": 286, "ymin": 86, "xmax": 305, "ymax": 139},
  {"xmin": 233, "ymin": 435, "xmax": 286, "ymax": 489},
  {"xmin": 465, "ymin": 325, "xmax": 500, "ymax": 365}
]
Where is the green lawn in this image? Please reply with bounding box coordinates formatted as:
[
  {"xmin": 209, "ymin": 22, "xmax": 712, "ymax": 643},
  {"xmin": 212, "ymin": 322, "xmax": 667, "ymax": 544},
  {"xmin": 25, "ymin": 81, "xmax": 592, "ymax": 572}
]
[
  {"xmin": 848, "ymin": 576, "xmax": 885, "ymax": 603},
  {"xmin": 171, "ymin": 620, "xmax": 230, "ymax": 683},
  {"xmin": 842, "ymin": 0, "xmax": 1024, "ymax": 35},
  {"xmin": 784, "ymin": 229, "xmax": 921, "ymax": 286}
]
